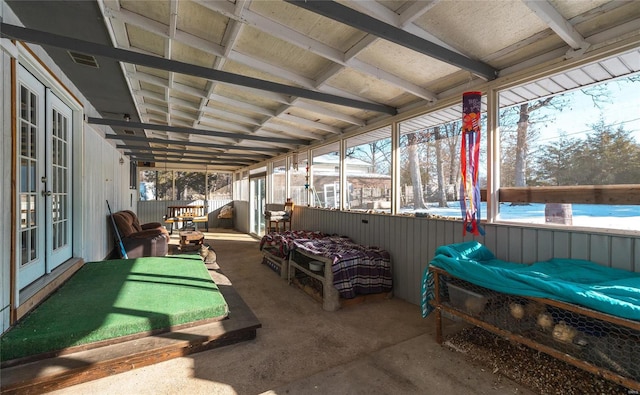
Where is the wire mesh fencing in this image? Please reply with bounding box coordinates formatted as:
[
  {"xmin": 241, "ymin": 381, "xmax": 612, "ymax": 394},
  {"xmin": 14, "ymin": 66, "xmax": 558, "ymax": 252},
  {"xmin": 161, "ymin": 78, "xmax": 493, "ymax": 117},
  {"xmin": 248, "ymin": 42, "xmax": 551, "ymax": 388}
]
[{"xmin": 437, "ymin": 274, "xmax": 640, "ymax": 389}]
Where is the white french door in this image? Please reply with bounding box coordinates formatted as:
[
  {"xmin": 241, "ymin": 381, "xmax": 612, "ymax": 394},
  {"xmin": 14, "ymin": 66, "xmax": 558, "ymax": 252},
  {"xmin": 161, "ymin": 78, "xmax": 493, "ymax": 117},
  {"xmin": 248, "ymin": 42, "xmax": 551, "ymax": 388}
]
[
  {"xmin": 46, "ymin": 90, "xmax": 73, "ymax": 270},
  {"xmin": 17, "ymin": 65, "xmax": 73, "ymax": 289}
]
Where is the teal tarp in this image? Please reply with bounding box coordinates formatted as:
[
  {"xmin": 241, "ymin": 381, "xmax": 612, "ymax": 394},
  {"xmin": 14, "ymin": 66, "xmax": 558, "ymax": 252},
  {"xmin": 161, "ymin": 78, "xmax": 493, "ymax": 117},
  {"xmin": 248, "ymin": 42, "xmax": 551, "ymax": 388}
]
[{"xmin": 421, "ymin": 241, "xmax": 640, "ymax": 321}]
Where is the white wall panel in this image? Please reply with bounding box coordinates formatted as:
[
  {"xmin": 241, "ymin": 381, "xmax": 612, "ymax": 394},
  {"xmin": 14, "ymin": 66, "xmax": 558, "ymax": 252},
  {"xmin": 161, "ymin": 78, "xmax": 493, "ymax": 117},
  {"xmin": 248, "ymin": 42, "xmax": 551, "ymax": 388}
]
[
  {"xmin": 635, "ymin": 239, "xmax": 640, "ymax": 272},
  {"xmin": 537, "ymin": 230, "xmax": 554, "ymax": 262},
  {"xmin": 482, "ymin": 225, "xmax": 497, "ymax": 254},
  {"xmin": 570, "ymin": 233, "xmax": 590, "ymax": 260},
  {"xmin": 508, "ymin": 228, "xmax": 523, "ymax": 263},
  {"xmin": 590, "ymin": 234, "xmax": 610, "ymax": 266},
  {"xmin": 522, "ymin": 229, "xmax": 537, "ymax": 262},
  {"xmin": 553, "ymin": 232, "xmax": 571, "ymax": 258},
  {"xmin": 293, "ymin": 207, "xmax": 640, "ymax": 305},
  {"xmin": 611, "ymin": 237, "xmax": 633, "ymax": 271},
  {"xmin": 234, "ymin": 200, "xmax": 250, "ymax": 234},
  {"xmin": 495, "ymin": 227, "xmax": 510, "ymax": 259},
  {"xmin": 82, "ymin": 125, "xmax": 131, "ymax": 262}
]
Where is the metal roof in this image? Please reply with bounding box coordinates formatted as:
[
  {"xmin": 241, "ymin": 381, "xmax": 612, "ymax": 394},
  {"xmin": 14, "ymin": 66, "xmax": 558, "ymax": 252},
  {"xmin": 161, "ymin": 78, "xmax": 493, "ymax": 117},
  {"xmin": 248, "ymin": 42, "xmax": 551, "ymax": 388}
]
[{"xmin": 4, "ymin": 0, "xmax": 640, "ymax": 169}]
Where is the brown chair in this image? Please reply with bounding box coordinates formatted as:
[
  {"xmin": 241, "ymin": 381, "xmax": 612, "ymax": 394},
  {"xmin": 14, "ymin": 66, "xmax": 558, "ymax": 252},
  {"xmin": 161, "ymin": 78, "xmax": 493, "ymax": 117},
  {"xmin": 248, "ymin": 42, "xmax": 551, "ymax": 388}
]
[{"xmin": 110, "ymin": 211, "xmax": 169, "ymax": 258}]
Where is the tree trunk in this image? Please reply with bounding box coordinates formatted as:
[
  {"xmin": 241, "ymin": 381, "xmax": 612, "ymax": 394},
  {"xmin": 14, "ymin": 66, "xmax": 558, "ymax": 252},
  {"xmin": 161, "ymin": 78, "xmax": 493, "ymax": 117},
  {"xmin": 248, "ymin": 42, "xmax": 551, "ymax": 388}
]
[
  {"xmin": 446, "ymin": 122, "xmax": 460, "ymax": 201},
  {"xmin": 434, "ymin": 126, "xmax": 448, "ymax": 207},
  {"xmin": 408, "ymin": 133, "xmax": 427, "ymax": 209},
  {"xmin": 514, "ymin": 103, "xmax": 529, "ymax": 187}
]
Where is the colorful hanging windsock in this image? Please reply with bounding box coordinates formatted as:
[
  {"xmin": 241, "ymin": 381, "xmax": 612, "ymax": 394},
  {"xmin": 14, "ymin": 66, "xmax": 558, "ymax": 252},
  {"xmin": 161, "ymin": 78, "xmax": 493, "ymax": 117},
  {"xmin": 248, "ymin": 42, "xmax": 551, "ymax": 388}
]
[{"xmin": 460, "ymin": 91, "xmax": 484, "ymax": 236}]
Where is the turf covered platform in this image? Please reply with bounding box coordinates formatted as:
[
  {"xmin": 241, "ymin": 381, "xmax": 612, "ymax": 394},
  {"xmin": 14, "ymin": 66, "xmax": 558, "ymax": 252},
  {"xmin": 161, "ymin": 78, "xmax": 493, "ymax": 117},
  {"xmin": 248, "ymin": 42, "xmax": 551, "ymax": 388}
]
[{"xmin": 0, "ymin": 255, "xmax": 260, "ymax": 394}]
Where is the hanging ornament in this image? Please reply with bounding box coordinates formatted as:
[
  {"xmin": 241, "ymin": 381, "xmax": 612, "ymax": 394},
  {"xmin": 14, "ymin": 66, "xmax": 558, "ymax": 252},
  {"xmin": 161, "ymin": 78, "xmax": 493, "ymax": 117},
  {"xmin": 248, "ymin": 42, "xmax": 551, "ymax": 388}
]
[{"xmin": 460, "ymin": 91, "xmax": 484, "ymax": 236}]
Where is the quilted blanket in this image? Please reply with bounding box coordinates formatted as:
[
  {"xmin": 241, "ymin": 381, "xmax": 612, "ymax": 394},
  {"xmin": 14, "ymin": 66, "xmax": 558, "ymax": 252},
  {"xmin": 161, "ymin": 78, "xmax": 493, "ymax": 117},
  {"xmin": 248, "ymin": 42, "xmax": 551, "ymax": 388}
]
[
  {"xmin": 293, "ymin": 236, "xmax": 393, "ymax": 299},
  {"xmin": 259, "ymin": 230, "xmax": 328, "ymax": 258},
  {"xmin": 421, "ymin": 241, "xmax": 640, "ymax": 320}
]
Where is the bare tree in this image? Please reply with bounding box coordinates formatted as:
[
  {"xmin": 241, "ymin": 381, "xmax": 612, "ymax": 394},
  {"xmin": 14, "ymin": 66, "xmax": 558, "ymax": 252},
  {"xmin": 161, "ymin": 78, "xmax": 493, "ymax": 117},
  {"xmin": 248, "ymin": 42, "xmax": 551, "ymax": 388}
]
[
  {"xmin": 514, "ymin": 98, "xmax": 553, "ymax": 186},
  {"xmin": 510, "ymin": 81, "xmax": 616, "ymax": 187},
  {"xmin": 443, "ymin": 121, "xmax": 462, "ymax": 200},
  {"xmin": 346, "ymin": 138, "xmax": 392, "ymax": 175},
  {"xmin": 433, "ymin": 126, "xmax": 448, "ymax": 207},
  {"xmin": 407, "ymin": 132, "xmax": 427, "ymax": 209}
]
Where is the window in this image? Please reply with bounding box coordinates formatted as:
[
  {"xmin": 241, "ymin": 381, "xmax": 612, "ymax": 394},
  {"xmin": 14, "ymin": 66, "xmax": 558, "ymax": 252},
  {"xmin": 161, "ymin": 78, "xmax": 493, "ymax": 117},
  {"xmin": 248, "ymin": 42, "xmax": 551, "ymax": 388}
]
[
  {"xmin": 345, "ymin": 126, "xmax": 392, "ymax": 212},
  {"xmin": 289, "ymin": 152, "xmax": 309, "ymax": 206},
  {"xmin": 398, "ymin": 104, "xmax": 486, "ymax": 216},
  {"xmin": 139, "ymin": 170, "xmax": 156, "ymax": 200},
  {"xmin": 155, "ymin": 170, "xmax": 175, "ymax": 200},
  {"xmin": 271, "ymin": 159, "xmax": 287, "ymax": 203},
  {"xmin": 174, "ymin": 171, "xmax": 205, "ymax": 200},
  {"xmin": 206, "ymin": 172, "xmax": 232, "ymax": 200},
  {"xmin": 497, "ymin": 75, "xmax": 640, "ymax": 231},
  {"xmin": 311, "ymin": 142, "xmax": 340, "ymax": 208},
  {"xmin": 139, "ymin": 170, "xmax": 232, "ymax": 201}
]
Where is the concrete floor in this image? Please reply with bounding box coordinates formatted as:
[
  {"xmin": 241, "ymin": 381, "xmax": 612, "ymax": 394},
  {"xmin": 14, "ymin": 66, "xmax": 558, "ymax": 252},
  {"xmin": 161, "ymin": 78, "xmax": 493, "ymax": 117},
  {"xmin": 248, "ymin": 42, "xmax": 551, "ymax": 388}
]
[{"xmin": 48, "ymin": 230, "xmax": 534, "ymax": 395}]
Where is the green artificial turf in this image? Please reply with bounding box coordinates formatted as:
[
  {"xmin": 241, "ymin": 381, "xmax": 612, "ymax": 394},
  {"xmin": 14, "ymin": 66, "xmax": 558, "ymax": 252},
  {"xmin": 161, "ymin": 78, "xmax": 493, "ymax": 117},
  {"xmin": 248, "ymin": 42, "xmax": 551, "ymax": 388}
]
[{"xmin": 1, "ymin": 255, "xmax": 228, "ymax": 362}]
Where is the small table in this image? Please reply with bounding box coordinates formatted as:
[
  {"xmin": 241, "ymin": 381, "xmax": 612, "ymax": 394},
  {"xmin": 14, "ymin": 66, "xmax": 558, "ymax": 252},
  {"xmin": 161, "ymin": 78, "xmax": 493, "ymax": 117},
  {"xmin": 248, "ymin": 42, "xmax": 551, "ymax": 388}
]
[{"xmin": 178, "ymin": 230, "xmax": 204, "ymax": 251}]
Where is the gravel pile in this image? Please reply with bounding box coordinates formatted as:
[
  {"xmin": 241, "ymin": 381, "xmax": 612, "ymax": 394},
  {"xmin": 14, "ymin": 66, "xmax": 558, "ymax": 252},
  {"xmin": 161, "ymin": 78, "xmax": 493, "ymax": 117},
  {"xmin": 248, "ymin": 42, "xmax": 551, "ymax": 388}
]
[{"xmin": 445, "ymin": 326, "xmax": 635, "ymax": 395}]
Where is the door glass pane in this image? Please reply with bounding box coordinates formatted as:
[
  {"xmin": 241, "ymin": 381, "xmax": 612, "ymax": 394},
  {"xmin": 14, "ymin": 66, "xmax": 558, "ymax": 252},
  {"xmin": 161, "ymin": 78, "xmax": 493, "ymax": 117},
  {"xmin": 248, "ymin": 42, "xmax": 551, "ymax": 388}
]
[
  {"xmin": 30, "ymin": 92, "xmax": 36, "ymax": 121},
  {"xmin": 21, "ymin": 231, "xmax": 28, "ymax": 265},
  {"xmin": 20, "ymin": 159, "xmax": 27, "ymax": 192},
  {"xmin": 20, "ymin": 195, "xmax": 27, "ymax": 229},
  {"xmin": 30, "ymin": 126, "xmax": 37, "ymax": 159},
  {"xmin": 31, "ymin": 194, "xmax": 37, "ymax": 227},
  {"xmin": 53, "ymin": 217, "xmax": 58, "ymax": 249},
  {"xmin": 20, "ymin": 86, "xmax": 28, "ymax": 119},
  {"xmin": 30, "ymin": 229, "xmax": 37, "ymax": 261},
  {"xmin": 20, "ymin": 122, "xmax": 28, "ymax": 157},
  {"xmin": 29, "ymin": 161, "xmax": 36, "ymax": 192}
]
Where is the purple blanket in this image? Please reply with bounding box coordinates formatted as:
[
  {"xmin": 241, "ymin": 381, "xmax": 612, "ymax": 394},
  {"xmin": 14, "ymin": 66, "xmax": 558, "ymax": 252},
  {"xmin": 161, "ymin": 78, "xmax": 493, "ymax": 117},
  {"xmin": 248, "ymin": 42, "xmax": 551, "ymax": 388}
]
[
  {"xmin": 259, "ymin": 230, "xmax": 328, "ymax": 258},
  {"xmin": 293, "ymin": 236, "xmax": 393, "ymax": 299}
]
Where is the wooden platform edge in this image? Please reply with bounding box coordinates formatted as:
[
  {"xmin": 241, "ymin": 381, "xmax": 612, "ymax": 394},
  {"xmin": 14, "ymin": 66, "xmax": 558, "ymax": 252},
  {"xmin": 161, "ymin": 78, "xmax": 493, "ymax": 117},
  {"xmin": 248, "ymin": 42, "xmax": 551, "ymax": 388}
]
[{"xmin": 0, "ymin": 264, "xmax": 261, "ymax": 395}]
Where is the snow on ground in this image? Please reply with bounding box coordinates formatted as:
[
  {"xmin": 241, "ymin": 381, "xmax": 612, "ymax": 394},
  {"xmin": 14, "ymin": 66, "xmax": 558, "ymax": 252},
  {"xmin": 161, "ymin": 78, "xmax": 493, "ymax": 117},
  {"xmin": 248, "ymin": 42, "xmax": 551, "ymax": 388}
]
[{"xmin": 410, "ymin": 202, "xmax": 640, "ymax": 232}]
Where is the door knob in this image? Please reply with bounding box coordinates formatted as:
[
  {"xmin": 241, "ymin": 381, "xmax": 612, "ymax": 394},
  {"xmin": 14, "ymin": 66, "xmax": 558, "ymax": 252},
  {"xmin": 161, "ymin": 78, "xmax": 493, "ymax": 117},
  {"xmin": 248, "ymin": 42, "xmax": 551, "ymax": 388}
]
[{"xmin": 42, "ymin": 190, "xmax": 52, "ymax": 197}]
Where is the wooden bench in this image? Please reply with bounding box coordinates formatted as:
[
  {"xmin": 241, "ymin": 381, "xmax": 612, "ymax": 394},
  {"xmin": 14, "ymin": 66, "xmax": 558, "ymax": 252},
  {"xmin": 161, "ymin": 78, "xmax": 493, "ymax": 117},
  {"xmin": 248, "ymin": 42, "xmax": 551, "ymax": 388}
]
[{"xmin": 164, "ymin": 205, "xmax": 208, "ymax": 234}]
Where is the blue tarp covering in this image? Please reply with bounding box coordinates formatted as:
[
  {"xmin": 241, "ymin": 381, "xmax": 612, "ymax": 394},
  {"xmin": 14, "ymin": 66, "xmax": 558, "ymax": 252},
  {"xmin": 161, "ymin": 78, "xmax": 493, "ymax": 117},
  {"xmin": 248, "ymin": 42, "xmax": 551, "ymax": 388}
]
[{"xmin": 421, "ymin": 241, "xmax": 640, "ymax": 321}]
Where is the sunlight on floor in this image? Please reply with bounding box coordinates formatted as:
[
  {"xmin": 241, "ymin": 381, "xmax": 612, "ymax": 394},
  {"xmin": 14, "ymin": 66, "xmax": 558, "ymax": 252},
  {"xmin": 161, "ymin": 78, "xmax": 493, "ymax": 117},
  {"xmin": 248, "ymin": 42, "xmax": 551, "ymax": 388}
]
[
  {"xmin": 204, "ymin": 233, "xmax": 257, "ymax": 242},
  {"xmin": 168, "ymin": 230, "xmax": 257, "ymax": 243}
]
